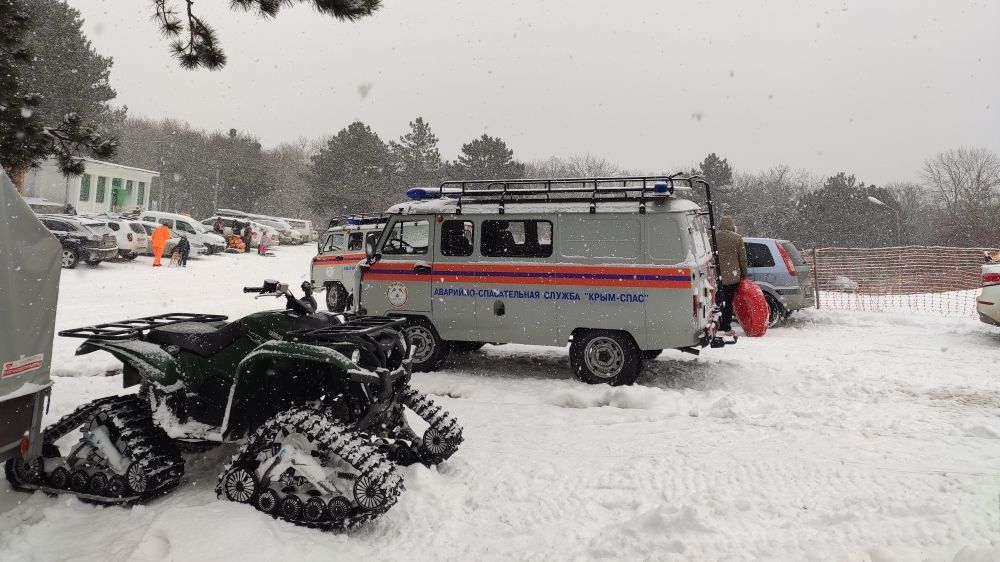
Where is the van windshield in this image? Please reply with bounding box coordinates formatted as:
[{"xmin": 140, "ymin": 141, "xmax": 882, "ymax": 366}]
[{"xmin": 321, "ymin": 233, "xmax": 344, "ymax": 252}]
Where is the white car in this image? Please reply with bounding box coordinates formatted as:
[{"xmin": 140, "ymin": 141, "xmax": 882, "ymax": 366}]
[
  {"xmin": 136, "ymin": 220, "xmax": 206, "ymax": 258},
  {"xmin": 105, "ymin": 219, "xmax": 149, "ymax": 259},
  {"xmin": 201, "ymin": 215, "xmax": 264, "ymax": 247},
  {"xmin": 282, "ymin": 218, "xmax": 316, "ymax": 242},
  {"xmin": 139, "ymin": 211, "xmax": 224, "ymax": 255},
  {"xmin": 979, "ymin": 260, "xmax": 1000, "ymax": 326},
  {"xmin": 257, "ymin": 218, "xmax": 298, "ymax": 245}
]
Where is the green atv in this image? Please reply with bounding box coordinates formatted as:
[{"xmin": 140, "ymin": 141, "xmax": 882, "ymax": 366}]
[{"xmin": 4, "ymin": 280, "xmax": 463, "ymax": 530}]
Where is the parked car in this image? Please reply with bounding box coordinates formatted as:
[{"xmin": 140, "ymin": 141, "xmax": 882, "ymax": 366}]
[
  {"xmin": 137, "ymin": 220, "xmax": 180, "ymax": 257},
  {"xmin": 256, "ymin": 218, "xmax": 301, "ymax": 245},
  {"xmin": 743, "ymin": 237, "xmax": 815, "ymax": 326},
  {"xmin": 105, "ymin": 219, "xmax": 149, "ymax": 259},
  {"xmin": 282, "ymin": 218, "xmax": 316, "ymax": 242},
  {"xmin": 978, "ymin": 258, "xmax": 1000, "ymax": 326},
  {"xmin": 36, "ymin": 214, "xmax": 119, "ymax": 268},
  {"xmin": 200, "ymin": 215, "xmax": 263, "ymax": 246},
  {"xmin": 139, "ymin": 211, "xmax": 225, "ymax": 254}
]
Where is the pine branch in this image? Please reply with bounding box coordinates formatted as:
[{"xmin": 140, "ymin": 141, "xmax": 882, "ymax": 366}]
[{"xmin": 152, "ymin": 0, "xmax": 381, "ymax": 70}]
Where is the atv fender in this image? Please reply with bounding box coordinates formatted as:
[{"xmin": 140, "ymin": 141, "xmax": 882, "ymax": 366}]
[
  {"xmin": 222, "ymin": 340, "xmax": 365, "ymax": 440},
  {"xmin": 75, "ymin": 339, "xmax": 181, "ymax": 389}
]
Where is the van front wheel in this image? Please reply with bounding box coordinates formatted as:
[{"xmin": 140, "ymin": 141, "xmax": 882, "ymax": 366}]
[
  {"xmin": 570, "ymin": 330, "xmax": 642, "ymax": 386},
  {"xmin": 404, "ymin": 318, "xmax": 450, "ymax": 372},
  {"xmin": 325, "ymin": 283, "xmax": 348, "ymax": 312}
]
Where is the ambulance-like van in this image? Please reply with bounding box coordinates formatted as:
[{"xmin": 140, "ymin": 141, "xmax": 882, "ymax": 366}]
[
  {"xmin": 311, "ymin": 215, "xmax": 386, "ymax": 311},
  {"xmin": 355, "ymin": 175, "xmax": 732, "ymax": 386}
]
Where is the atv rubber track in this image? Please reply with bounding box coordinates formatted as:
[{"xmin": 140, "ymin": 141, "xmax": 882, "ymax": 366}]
[
  {"xmin": 400, "ymin": 386, "xmax": 464, "ymax": 464},
  {"xmin": 217, "ymin": 406, "xmax": 404, "ymax": 531},
  {"xmin": 5, "ymin": 395, "xmax": 184, "ymax": 504}
]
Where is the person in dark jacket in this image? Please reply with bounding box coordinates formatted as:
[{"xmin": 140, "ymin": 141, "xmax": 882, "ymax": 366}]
[
  {"xmin": 176, "ymin": 234, "xmax": 191, "ymax": 267},
  {"xmin": 715, "ymin": 216, "xmax": 748, "ymax": 336},
  {"xmin": 213, "ymin": 216, "xmax": 224, "ymax": 234}
]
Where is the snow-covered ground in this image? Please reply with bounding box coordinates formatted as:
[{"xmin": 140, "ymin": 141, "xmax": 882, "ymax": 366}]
[{"xmin": 2, "ymin": 245, "xmax": 1000, "ymax": 562}]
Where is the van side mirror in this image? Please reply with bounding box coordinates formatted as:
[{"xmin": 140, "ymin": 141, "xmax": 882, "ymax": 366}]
[{"xmin": 365, "ymin": 237, "xmax": 380, "ymax": 262}]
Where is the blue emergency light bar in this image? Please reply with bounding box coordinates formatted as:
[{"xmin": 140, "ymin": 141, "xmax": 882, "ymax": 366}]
[
  {"xmin": 406, "ymin": 187, "xmax": 463, "ymax": 200},
  {"xmin": 652, "ymin": 181, "xmax": 673, "ymax": 195}
]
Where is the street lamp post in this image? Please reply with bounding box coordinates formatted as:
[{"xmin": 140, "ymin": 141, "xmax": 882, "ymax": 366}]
[{"xmin": 867, "ymin": 196, "xmax": 902, "ymax": 246}]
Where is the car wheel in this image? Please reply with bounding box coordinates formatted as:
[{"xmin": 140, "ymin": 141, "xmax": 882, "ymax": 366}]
[
  {"xmin": 570, "ymin": 330, "xmax": 642, "ymax": 386},
  {"xmin": 61, "ymin": 248, "xmax": 79, "ymax": 269},
  {"xmin": 124, "ymin": 252, "xmax": 138, "ymax": 261},
  {"xmin": 404, "ymin": 317, "xmax": 450, "ymax": 372},
  {"xmin": 764, "ymin": 294, "xmax": 785, "ymax": 328},
  {"xmin": 85, "ymin": 259, "xmax": 102, "ymax": 266},
  {"xmin": 325, "ymin": 283, "xmax": 349, "ymax": 312}
]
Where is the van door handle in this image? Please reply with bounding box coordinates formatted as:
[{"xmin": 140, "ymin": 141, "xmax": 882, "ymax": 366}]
[
  {"xmin": 413, "ymin": 264, "xmax": 431, "ymax": 274},
  {"xmin": 493, "ymin": 300, "xmax": 505, "ymax": 316},
  {"xmin": 334, "ymin": 255, "xmax": 344, "ymax": 261}
]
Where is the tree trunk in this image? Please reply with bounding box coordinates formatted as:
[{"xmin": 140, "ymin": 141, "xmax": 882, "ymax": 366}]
[{"xmin": 6, "ymin": 166, "xmax": 27, "ymax": 193}]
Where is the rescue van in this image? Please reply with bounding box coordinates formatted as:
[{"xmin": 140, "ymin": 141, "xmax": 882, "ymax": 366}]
[
  {"xmin": 311, "ymin": 214, "xmax": 386, "ymax": 311},
  {"xmin": 355, "ymin": 175, "xmax": 733, "ymax": 386}
]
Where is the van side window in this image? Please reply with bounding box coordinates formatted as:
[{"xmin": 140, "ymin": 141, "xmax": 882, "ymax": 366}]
[
  {"xmin": 381, "ymin": 220, "xmax": 429, "ymax": 255},
  {"xmin": 440, "ymin": 220, "xmax": 474, "ymax": 257},
  {"xmin": 176, "ymin": 221, "xmax": 196, "ymax": 234},
  {"xmin": 481, "ymin": 220, "xmax": 552, "ymax": 258},
  {"xmin": 347, "ymin": 233, "xmax": 365, "ymax": 251},
  {"xmin": 157, "ymin": 218, "xmax": 172, "ymax": 228},
  {"xmin": 746, "ymin": 243, "xmax": 775, "ymax": 267}
]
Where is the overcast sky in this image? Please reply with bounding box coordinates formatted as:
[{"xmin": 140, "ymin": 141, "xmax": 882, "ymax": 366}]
[{"xmin": 70, "ymin": 0, "xmax": 998, "ymax": 185}]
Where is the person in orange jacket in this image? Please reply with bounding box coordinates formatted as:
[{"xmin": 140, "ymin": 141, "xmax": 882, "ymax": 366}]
[{"xmin": 151, "ymin": 223, "xmax": 171, "ymax": 267}]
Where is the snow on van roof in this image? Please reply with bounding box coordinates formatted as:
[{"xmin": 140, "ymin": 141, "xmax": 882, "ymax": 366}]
[{"xmin": 385, "ymin": 196, "xmax": 701, "ymax": 215}]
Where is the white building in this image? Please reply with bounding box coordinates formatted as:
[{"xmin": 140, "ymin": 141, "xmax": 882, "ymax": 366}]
[{"xmin": 22, "ymin": 158, "xmax": 160, "ymax": 215}]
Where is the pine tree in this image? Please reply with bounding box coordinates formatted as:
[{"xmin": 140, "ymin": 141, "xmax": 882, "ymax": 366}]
[
  {"xmin": 389, "ymin": 117, "xmax": 443, "ymax": 188},
  {"xmin": 308, "ymin": 121, "xmax": 394, "ymax": 216},
  {"xmin": 448, "ymin": 134, "xmax": 526, "ymax": 180},
  {"xmin": 698, "ymin": 153, "xmax": 733, "ymax": 188},
  {"xmin": 21, "ymin": 0, "xmax": 123, "ymax": 133},
  {"xmin": 0, "ymin": 0, "xmax": 116, "ymax": 191}
]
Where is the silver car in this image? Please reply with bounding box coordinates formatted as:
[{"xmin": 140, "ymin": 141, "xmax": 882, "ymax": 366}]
[{"xmin": 743, "ymin": 237, "xmax": 815, "ymax": 326}]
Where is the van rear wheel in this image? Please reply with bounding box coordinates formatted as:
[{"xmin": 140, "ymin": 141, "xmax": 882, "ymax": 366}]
[
  {"xmin": 325, "ymin": 282, "xmax": 348, "ymax": 312},
  {"xmin": 404, "ymin": 318, "xmax": 450, "ymax": 372},
  {"xmin": 570, "ymin": 330, "xmax": 642, "ymax": 386}
]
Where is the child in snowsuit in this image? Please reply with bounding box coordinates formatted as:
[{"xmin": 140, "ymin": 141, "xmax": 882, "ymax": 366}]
[
  {"xmin": 176, "ymin": 235, "xmax": 191, "ymax": 267},
  {"xmin": 258, "ymin": 231, "xmax": 270, "ymax": 256}
]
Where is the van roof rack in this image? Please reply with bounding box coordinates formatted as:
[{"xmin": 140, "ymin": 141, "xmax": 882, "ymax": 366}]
[
  {"xmin": 328, "ymin": 213, "xmax": 388, "ymax": 229},
  {"xmin": 437, "ymin": 173, "xmax": 723, "ymax": 285},
  {"xmin": 436, "ymin": 174, "xmax": 708, "ymax": 216}
]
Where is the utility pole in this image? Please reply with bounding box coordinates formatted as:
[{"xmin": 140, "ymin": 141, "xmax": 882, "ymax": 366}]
[{"xmin": 213, "ymin": 166, "xmax": 220, "ymax": 211}]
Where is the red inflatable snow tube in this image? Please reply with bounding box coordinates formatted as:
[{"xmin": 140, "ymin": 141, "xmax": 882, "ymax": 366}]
[{"xmin": 733, "ymin": 279, "xmax": 769, "ymax": 337}]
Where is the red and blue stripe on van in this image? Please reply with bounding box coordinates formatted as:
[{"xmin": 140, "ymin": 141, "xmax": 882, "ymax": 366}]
[{"xmin": 365, "ymin": 262, "xmax": 692, "ymax": 289}]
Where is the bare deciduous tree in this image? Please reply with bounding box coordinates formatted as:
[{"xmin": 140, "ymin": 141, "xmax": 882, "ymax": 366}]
[{"xmin": 920, "ymin": 147, "xmax": 1000, "ymax": 212}]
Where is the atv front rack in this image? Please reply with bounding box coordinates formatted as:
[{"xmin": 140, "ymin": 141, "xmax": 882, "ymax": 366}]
[
  {"xmin": 287, "ymin": 315, "xmax": 405, "ymax": 341},
  {"xmin": 58, "ymin": 313, "xmax": 228, "ymax": 341}
]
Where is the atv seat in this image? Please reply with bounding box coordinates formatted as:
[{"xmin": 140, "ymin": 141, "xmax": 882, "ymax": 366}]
[{"xmin": 147, "ymin": 321, "xmax": 243, "ymax": 357}]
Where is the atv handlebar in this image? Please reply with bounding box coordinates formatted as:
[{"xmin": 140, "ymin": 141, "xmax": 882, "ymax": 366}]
[{"xmin": 243, "ymin": 286, "xmax": 264, "ymax": 294}]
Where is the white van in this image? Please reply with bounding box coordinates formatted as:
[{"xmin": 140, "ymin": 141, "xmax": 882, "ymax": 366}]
[
  {"xmin": 357, "ymin": 175, "xmax": 734, "ymax": 385},
  {"xmin": 139, "ymin": 211, "xmax": 226, "ymax": 254}
]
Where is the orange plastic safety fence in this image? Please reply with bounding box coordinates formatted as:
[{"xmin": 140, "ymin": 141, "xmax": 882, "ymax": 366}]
[{"xmin": 802, "ymin": 246, "xmax": 996, "ymax": 317}]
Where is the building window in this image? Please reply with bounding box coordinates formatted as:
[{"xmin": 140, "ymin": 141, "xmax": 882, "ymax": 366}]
[
  {"xmin": 137, "ymin": 182, "xmax": 146, "ymax": 205},
  {"xmin": 94, "ymin": 176, "xmax": 106, "ymax": 203},
  {"xmin": 481, "ymin": 220, "xmax": 553, "ymax": 258},
  {"xmin": 79, "ymin": 174, "xmax": 92, "ymax": 201}
]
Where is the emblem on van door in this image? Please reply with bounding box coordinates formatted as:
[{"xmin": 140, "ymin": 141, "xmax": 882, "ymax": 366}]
[{"xmin": 386, "ymin": 282, "xmax": 408, "ymax": 308}]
